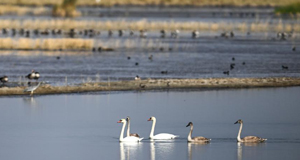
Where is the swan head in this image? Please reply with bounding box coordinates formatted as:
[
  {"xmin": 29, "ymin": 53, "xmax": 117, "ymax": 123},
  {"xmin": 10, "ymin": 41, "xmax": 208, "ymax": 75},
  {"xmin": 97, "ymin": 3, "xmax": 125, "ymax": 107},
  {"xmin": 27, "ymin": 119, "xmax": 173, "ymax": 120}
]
[
  {"xmin": 147, "ymin": 116, "xmax": 156, "ymax": 121},
  {"xmin": 117, "ymin": 119, "xmax": 126, "ymax": 123},
  {"xmin": 126, "ymin": 116, "xmax": 130, "ymax": 121},
  {"xmin": 234, "ymin": 119, "xmax": 243, "ymax": 124},
  {"xmin": 186, "ymin": 122, "xmax": 193, "ymax": 127}
]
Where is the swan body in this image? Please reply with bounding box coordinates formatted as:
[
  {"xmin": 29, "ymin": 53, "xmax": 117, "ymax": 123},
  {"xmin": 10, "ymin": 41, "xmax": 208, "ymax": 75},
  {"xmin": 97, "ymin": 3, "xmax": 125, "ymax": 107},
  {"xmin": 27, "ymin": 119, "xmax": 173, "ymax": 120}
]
[
  {"xmin": 118, "ymin": 119, "xmax": 143, "ymax": 142},
  {"xmin": 148, "ymin": 116, "xmax": 179, "ymax": 140},
  {"xmin": 234, "ymin": 119, "xmax": 267, "ymax": 143},
  {"xmin": 186, "ymin": 122, "xmax": 210, "ymax": 143},
  {"xmin": 126, "ymin": 116, "xmax": 140, "ymax": 138}
]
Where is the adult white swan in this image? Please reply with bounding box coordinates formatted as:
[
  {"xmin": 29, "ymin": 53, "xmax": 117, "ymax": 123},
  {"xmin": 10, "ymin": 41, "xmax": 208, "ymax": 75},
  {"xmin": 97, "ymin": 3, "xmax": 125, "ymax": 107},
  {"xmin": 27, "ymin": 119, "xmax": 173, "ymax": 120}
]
[
  {"xmin": 118, "ymin": 119, "xmax": 143, "ymax": 142},
  {"xmin": 186, "ymin": 122, "xmax": 210, "ymax": 143},
  {"xmin": 234, "ymin": 119, "xmax": 267, "ymax": 143},
  {"xmin": 147, "ymin": 116, "xmax": 179, "ymax": 140},
  {"xmin": 126, "ymin": 116, "xmax": 140, "ymax": 138}
]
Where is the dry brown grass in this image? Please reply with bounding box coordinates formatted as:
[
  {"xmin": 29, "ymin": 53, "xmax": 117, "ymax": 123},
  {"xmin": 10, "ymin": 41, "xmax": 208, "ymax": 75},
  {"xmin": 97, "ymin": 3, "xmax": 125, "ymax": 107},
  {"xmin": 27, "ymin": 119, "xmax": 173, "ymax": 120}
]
[
  {"xmin": 0, "ymin": 5, "xmax": 50, "ymax": 15},
  {"xmin": 0, "ymin": 38, "xmax": 94, "ymax": 50},
  {"xmin": 0, "ymin": 19, "xmax": 299, "ymax": 33},
  {"xmin": 1, "ymin": 77, "xmax": 300, "ymax": 96},
  {"xmin": 0, "ymin": 0, "xmax": 300, "ymax": 7}
]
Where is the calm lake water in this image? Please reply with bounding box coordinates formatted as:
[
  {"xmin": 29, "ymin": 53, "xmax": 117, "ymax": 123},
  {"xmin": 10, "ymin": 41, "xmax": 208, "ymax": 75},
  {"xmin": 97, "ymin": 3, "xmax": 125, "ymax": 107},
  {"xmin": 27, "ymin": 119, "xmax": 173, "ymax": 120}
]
[{"xmin": 0, "ymin": 87, "xmax": 300, "ymax": 160}]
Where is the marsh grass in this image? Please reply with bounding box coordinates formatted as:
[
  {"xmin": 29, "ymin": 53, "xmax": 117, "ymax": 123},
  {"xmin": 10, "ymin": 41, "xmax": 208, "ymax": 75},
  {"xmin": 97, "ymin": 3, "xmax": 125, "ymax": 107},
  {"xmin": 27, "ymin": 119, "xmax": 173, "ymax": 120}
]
[
  {"xmin": 0, "ymin": 5, "xmax": 50, "ymax": 15},
  {"xmin": 52, "ymin": 0, "xmax": 80, "ymax": 17},
  {"xmin": 0, "ymin": 19, "xmax": 299, "ymax": 33},
  {"xmin": 0, "ymin": 38, "xmax": 93, "ymax": 50},
  {"xmin": 1, "ymin": 0, "xmax": 300, "ymax": 7}
]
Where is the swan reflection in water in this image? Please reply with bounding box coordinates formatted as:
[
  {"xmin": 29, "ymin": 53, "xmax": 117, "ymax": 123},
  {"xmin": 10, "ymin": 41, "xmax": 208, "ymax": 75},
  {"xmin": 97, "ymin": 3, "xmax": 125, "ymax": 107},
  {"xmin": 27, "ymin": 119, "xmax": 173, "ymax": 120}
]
[
  {"xmin": 237, "ymin": 142, "xmax": 266, "ymax": 160},
  {"xmin": 119, "ymin": 142, "xmax": 140, "ymax": 160},
  {"xmin": 150, "ymin": 141, "xmax": 175, "ymax": 160},
  {"xmin": 188, "ymin": 142, "xmax": 209, "ymax": 160}
]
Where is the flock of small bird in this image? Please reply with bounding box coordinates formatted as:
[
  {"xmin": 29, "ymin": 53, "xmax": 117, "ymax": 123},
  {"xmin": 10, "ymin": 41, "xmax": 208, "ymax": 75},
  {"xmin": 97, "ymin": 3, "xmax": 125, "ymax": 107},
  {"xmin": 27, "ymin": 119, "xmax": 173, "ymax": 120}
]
[
  {"xmin": 2, "ymin": 28, "xmax": 297, "ymax": 52},
  {"xmin": 0, "ymin": 69, "xmax": 40, "ymax": 84},
  {"xmin": 223, "ymin": 57, "xmax": 246, "ymax": 75},
  {"xmin": 131, "ymin": 54, "xmax": 169, "ymax": 88},
  {"xmin": 1, "ymin": 28, "xmax": 199, "ymax": 39},
  {"xmin": 0, "ymin": 70, "xmax": 41, "ymax": 96},
  {"xmin": 223, "ymin": 56, "xmax": 290, "ymax": 75}
]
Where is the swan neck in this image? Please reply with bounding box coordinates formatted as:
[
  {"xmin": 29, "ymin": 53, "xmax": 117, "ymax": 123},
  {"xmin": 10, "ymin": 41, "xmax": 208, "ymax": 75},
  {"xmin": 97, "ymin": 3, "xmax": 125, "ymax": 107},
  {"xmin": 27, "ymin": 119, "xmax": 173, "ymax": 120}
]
[
  {"xmin": 237, "ymin": 123, "xmax": 243, "ymax": 142},
  {"xmin": 150, "ymin": 119, "xmax": 156, "ymax": 138},
  {"xmin": 120, "ymin": 121, "xmax": 126, "ymax": 141},
  {"xmin": 188, "ymin": 125, "xmax": 193, "ymax": 141},
  {"xmin": 127, "ymin": 119, "xmax": 130, "ymax": 137}
]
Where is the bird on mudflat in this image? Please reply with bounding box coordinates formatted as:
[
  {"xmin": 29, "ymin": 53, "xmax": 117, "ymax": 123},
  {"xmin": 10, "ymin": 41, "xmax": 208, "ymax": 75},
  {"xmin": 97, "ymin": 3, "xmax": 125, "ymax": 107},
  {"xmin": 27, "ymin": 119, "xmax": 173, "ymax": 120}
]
[{"xmin": 0, "ymin": 76, "xmax": 8, "ymax": 84}]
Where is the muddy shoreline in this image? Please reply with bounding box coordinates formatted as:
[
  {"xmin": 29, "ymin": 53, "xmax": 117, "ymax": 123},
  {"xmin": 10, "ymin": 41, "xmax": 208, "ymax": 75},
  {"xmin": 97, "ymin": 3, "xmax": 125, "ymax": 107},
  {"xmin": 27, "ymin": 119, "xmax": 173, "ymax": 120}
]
[{"xmin": 1, "ymin": 77, "xmax": 299, "ymax": 96}]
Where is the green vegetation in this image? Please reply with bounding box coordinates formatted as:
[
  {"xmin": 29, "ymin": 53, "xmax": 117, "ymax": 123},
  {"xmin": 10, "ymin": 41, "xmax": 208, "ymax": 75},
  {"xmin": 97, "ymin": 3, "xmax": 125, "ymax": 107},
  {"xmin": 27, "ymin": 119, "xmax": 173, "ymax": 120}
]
[
  {"xmin": 275, "ymin": 2, "xmax": 300, "ymax": 14},
  {"xmin": 52, "ymin": 0, "xmax": 79, "ymax": 17}
]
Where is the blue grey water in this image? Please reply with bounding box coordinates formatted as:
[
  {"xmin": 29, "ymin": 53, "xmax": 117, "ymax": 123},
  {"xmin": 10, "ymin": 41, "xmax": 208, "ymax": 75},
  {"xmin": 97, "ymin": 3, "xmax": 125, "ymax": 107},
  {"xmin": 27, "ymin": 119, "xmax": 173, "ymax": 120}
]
[{"xmin": 0, "ymin": 87, "xmax": 300, "ymax": 160}]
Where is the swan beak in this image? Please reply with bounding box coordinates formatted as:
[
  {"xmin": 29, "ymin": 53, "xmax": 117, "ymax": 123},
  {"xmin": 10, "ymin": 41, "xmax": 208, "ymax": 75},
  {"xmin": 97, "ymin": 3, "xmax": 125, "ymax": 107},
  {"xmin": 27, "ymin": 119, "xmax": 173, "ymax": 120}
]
[
  {"xmin": 117, "ymin": 120, "xmax": 122, "ymax": 123},
  {"xmin": 186, "ymin": 124, "xmax": 189, "ymax": 127},
  {"xmin": 147, "ymin": 118, "xmax": 151, "ymax": 121},
  {"xmin": 234, "ymin": 121, "xmax": 238, "ymax": 124}
]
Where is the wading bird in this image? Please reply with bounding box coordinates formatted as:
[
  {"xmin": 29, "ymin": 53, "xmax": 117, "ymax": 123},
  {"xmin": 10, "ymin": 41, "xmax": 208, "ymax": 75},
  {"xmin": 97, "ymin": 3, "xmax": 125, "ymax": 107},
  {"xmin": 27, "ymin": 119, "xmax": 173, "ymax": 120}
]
[{"xmin": 24, "ymin": 82, "xmax": 42, "ymax": 96}]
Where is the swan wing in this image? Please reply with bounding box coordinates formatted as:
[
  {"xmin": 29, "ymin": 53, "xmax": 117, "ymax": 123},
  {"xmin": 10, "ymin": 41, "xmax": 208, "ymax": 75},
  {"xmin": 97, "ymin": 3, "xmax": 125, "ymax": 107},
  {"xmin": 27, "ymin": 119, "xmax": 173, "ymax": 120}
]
[
  {"xmin": 130, "ymin": 133, "xmax": 140, "ymax": 138},
  {"xmin": 243, "ymin": 136, "xmax": 266, "ymax": 142},
  {"xmin": 122, "ymin": 136, "xmax": 143, "ymax": 142},
  {"xmin": 192, "ymin": 136, "xmax": 211, "ymax": 142},
  {"xmin": 153, "ymin": 133, "xmax": 179, "ymax": 139}
]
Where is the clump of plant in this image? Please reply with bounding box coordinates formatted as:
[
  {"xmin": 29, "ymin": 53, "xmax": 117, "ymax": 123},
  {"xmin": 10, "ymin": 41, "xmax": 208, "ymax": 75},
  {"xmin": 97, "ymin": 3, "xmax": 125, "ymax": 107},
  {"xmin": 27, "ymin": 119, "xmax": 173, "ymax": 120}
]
[
  {"xmin": 275, "ymin": 2, "xmax": 300, "ymax": 14},
  {"xmin": 52, "ymin": 0, "xmax": 80, "ymax": 17}
]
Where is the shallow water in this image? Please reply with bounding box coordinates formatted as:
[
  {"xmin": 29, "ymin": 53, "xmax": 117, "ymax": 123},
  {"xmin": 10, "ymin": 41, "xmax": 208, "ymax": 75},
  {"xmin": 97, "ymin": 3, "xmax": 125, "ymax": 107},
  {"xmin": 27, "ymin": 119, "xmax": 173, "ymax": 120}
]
[
  {"xmin": 1, "ymin": 6, "xmax": 300, "ymax": 86},
  {"xmin": 1, "ymin": 36, "xmax": 300, "ymax": 86},
  {"xmin": 0, "ymin": 87, "xmax": 300, "ymax": 160}
]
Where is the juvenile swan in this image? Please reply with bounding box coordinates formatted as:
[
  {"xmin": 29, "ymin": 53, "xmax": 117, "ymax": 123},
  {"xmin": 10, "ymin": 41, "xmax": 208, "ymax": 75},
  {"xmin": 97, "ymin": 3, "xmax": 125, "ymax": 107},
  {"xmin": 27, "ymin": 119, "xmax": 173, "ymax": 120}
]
[
  {"xmin": 234, "ymin": 119, "xmax": 267, "ymax": 143},
  {"xmin": 148, "ymin": 116, "xmax": 179, "ymax": 139},
  {"xmin": 186, "ymin": 122, "xmax": 210, "ymax": 143},
  {"xmin": 117, "ymin": 119, "xmax": 143, "ymax": 142},
  {"xmin": 126, "ymin": 116, "xmax": 140, "ymax": 138}
]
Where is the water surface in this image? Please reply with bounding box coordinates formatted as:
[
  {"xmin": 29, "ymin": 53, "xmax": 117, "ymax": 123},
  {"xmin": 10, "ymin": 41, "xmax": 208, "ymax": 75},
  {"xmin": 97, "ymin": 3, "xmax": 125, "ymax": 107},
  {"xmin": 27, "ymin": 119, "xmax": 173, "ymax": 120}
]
[{"xmin": 0, "ymin": 87, "xmax": 300, "ymax": 159}]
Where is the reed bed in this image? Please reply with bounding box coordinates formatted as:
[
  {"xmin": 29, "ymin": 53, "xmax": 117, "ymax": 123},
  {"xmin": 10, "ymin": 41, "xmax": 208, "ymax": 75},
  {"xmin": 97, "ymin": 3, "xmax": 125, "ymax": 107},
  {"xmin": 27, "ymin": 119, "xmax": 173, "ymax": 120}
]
[
  {"xmin": 0, "ymin": 19, "xmax": 299, "ymax": 33},
  {"xmin": 0, "ymin": 5, "xmax": 50, "ymax": 15},
  {"xmin": 0, "ymin": 0, "xmax": 300, "ymax": 7},
  {"xmin": 0, "ymin": 38, "xmax": 93, "ymax": 50}
]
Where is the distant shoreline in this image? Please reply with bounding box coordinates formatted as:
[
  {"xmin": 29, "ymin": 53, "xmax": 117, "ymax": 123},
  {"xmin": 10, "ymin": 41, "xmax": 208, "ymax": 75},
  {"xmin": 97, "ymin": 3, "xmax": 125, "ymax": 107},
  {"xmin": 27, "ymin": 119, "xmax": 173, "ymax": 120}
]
[{"xmin": 0, "ymin": 77, "xmax": 299, "ymax": 96}]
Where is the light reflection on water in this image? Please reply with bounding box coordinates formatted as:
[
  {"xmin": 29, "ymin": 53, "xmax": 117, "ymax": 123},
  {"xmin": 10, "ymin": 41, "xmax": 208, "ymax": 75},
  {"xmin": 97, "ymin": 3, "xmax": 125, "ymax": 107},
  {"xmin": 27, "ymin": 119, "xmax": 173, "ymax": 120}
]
[{"xmin": 0, "ymin": 87, "xmax": 300, "ymax": 160}]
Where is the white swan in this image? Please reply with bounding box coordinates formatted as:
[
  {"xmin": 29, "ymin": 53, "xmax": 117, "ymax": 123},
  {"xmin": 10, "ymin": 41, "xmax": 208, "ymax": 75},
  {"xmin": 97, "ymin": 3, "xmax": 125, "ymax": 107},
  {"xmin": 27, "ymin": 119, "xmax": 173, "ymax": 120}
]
[
  {"xmin": 126, "ymin": 116, "xmax": 140, "ymax": 138},
  {"xmin": 186, "ymin": 122, "xmax": 210, "ymax": 143},
  {"xmin": 118, "ymin": 119, "xmax": 143, "ymax": 142},
  {"xmin": 234, "ymin": 119, "xmax": 267, "ymax": 143},
  {"xmin": 147, "ymin": 116, "xmax": 179, "ymax": 139}
]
